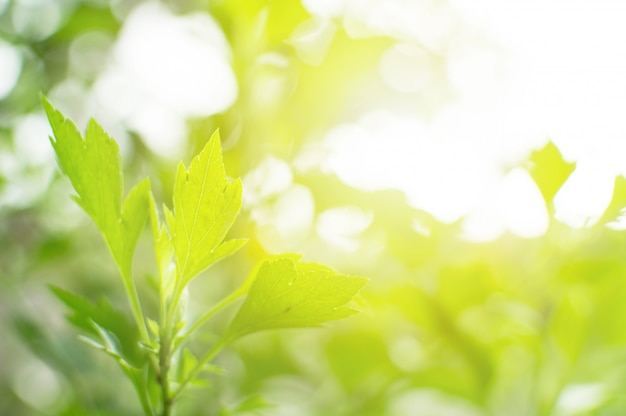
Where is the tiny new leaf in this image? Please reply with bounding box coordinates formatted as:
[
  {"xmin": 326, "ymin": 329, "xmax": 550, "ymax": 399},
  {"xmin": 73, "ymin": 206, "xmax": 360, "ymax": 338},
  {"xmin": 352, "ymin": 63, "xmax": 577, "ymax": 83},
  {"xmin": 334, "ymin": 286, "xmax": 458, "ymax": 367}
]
[
  {"xmin": 170, "ymin": 130, "xmax": 244, "ymax": 285},
  {"xmin": 224, "ymin": 256, "xmax": 367, "ymax": 342}
]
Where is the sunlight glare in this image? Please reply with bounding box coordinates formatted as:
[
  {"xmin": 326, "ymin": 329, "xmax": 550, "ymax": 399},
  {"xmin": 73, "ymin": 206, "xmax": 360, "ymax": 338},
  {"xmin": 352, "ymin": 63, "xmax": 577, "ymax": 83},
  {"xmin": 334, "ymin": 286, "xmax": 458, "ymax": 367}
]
[
  {"xmin": 554, "ymin": 159, "xmax": 615, "ymax": 228},
  {"xmin": 0, "ymin": 40, "xmax": 22, "ymax": 99},
  {"xmin": 92, "ymin": 2, "xmax": 237, "ymax": 158},
  {"xmin": 322, "ymin": 0, "xmax": 626, "ymax": 237},
  {"xmin": 316, "ymin": 206, "xmax": 373, "ymax": 252}
]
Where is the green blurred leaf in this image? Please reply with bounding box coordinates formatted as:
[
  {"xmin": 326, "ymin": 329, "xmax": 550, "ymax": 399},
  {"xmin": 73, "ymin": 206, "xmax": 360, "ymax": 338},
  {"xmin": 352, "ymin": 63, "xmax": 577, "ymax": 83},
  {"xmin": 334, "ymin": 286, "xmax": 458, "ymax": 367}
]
[
  {"xmin": 526, "ymin": 141, "xmax": 575, "ymax": 210},
  {"xmin": 550, "ymin": 291, "xmax": 589, "ymax": 362},
  {"xmin": 598, "ymin": 176, "xmax": 626, "ymax": 226},
  {"xmin": 50, "ymin": 286, "xmax": 143, "ymax": 365},
  {"xmin": 176, "ymin": 348, "xmax": 198, "ymax": 382},
  {"xmin": 224, "ymin": 256, "xmax": 367, "ymax": 341},
  {"xmin": 437, "ymin": 264, "xmax": 494, "ymax": 316},
  {"xmin": 223, "ymin": 395, "xmax": 273, "ymax": 415}
]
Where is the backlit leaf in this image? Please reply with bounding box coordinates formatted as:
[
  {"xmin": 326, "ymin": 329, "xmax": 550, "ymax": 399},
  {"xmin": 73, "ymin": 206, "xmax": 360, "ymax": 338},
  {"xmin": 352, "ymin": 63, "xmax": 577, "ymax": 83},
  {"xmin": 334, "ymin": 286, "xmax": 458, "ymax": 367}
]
[
  {"xmin": 170, "ymin": 130, "xmax": 243, "ymax": 284},
  {"xmin": 526, "ymin": 141, "xmax": 575, "ymax": 211},
  {"xmin": 224, "ymin": 256, "xmax": 367, "ymax": 342},
  {"xmin": 43, "ymin": 98, "xmax": 150, "ymax": 278},
  {"xmin": 598, "ymin": 176, "xmax": 626, "ymax": 226}
]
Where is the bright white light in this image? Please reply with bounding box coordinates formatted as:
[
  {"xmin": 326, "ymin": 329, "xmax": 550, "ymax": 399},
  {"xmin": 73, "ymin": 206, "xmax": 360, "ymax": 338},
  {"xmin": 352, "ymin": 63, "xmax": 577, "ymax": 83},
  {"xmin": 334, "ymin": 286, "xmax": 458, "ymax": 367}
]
[
  {"xmin": 13, "ymin": 114, "xmax": 55, "ymax": 165},
  {"xmin": 243, "ymin": 156, "xmax": 293, "ymax": 205},
  {"xmin": 498, "ymin": 168, "xmax": 548, "ymax": 238},
  {"xmin": 554, "ymin": 159, "xmax": 615, "ymax": 228},
  {"xmin": 92, "ymin": 2, "xmax": 238, "ymax": 158},
  {"xmin": 11, "ymin": 0, "xmax": 62, "ymax": 40},
  {"xmin": 388, "ymin": 389, "xmax": 483, "ymax": 416},
  {"xmin": 255, "ymin": 185, "xmax": 315, "ymax": 253},
  {"xmin": 446, "ymin": 42, "xmax": 503, "ymax": 99},
  {"xmin": 126, "ymin": 102, "xmax": 186, "ymax": 157},
  {"xmin": 461, "ymin": 169, "xmax": 548, "ymax": 241},
  {"xmin": 69, "ymin": 31, "xmax": 114, "ymax": 80},
  {"xmin": 324, "ymin": 111, "xmax": 502, "ymax": 224},
  {"xmin": 289, "ymin": 18, "xmax": 337, "ymax": 66},
  {"xmin": 113, "ymin": 3, "xmax": 237, "ymax": 116},
  {"xmin": 321, "ymin": 0, "xmax": 626, "ymax": 235},
  {"xmin": 0, "ymin": 40, "xmax": 22, "ymax": 99},
  {"xmin": 339, "ymin": 0, "xmax": 454, "ymax": 49},
  {"xmin": 302, "ymin": 0, "xmax": 347, "ymax": 18},
  {"xmin": 13, "ymin": 359, "xmax": 65, "ymax": 412},
  {"xmin": 556, "ymin": 383, "xmax": 608, "ymax": 414},
  {"xmin": 316, "ymin": 206, "xmax": 373, "ymax": 252},
  {"xmin": 380, "ymin": 44, "xmax": 432, "ymax": 94}
]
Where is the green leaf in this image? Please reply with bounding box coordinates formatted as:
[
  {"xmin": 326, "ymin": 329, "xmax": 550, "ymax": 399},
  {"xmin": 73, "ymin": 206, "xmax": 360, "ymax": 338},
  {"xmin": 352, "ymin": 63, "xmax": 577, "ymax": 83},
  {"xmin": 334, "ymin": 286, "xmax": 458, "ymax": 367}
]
[
  {"xmin": 50, "ymin": 286, "xmax": 143, "ymax": 365},
  {"xmin": 526, "ymin": 141, "xmax": 575, "ymax": 211},
  {"xmin": 598, "ymin": 176, "xmax": 626, "ymax": 226},
  {"xmin": 220, "ymin": 395, "xmax": 273, "ymax": 416},
  {"xmin": 147, "ymin": 319, "xmax": 160, "ymax": 339},
  {"xmin": 224, "ymin": 256, "xmax": 367, "ymax": 342},
  {"xmin": 91, "ymin": 320, "xmax": 124, "ymax": 357},
  {"xmin": 43, "ymin": 98, "xmax": 151, "ymax": 278},
  {"xmin": 176, "ymin": 348, "xmax": 198, "ymax": 382},
  {"xmin": 232, "ymin": 395, "xmax": 272, "ymax": 414},
  {"xmin": 171, "ymin": 130, "xmax": 243, "ymax": 285}
]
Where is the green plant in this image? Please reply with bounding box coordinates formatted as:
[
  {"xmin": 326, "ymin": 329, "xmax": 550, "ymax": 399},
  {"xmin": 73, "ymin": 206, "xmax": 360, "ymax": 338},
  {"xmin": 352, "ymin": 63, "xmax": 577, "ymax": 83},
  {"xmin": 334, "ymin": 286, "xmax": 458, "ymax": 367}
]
[{"xmin": 42, "ymin": 97, "xmax": 367, "ymax": 416}]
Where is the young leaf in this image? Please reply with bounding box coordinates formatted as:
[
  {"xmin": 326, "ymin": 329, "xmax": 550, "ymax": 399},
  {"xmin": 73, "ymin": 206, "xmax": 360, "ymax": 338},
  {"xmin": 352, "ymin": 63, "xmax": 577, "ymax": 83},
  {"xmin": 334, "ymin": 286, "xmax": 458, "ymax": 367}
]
[
  {"xmin": 43, "ymin": 98, "xmax": 151, "ymax": 279},
  {"xmin": 223, "ymin": 256, "xmax": 367, "ymax": 342},
  {"xmin": 526, "ymin": 141, "xmax": 575, "ymax": 211},
  {"xmin": 171, "ymin": 130, "xmax": 243, "ymax": 285},
  {"xmin": 149, "ymin": 195, "xmax": 176, "ymax": 305}
]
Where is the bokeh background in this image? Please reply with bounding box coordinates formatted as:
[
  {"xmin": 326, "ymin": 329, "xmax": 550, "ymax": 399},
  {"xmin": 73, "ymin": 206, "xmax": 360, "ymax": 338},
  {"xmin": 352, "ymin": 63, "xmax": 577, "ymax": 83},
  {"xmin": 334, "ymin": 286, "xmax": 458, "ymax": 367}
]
[{"xmin": 4, "ymin": 0, "xmax": 626, "ymax": 414}]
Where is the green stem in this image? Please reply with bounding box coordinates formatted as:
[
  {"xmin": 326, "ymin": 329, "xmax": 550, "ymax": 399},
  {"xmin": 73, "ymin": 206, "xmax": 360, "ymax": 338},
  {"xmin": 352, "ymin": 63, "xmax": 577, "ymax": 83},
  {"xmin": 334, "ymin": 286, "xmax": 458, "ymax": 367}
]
[
  {"xmin": 176, "ymin": 290, "xmax": 243, "ymax": 350},
  {"xmin": 165, "ymin": 283, "xmax": 184, "ymax": 336},
  {"xmin": 136, "ymin": 382, "xmax": 156, "ymax": 416},
  {"xmin": 122, "ymin": 274, "xmax": 150, "ymax": 343},
  {"xmin": 119, "ymin": 266, "xmax": 160, "ymax": 377},
  {"xmin": 159, "ymin": 330, "xmax": 172, "ymax": 416}
]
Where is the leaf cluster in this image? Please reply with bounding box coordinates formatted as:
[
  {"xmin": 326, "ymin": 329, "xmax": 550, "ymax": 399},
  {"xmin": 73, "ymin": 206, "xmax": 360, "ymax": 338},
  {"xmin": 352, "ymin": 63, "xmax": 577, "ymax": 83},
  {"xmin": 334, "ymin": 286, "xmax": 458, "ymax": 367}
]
[{"xmin": 43, "ymin": 98, "xmax": 366, "ymax": 416}]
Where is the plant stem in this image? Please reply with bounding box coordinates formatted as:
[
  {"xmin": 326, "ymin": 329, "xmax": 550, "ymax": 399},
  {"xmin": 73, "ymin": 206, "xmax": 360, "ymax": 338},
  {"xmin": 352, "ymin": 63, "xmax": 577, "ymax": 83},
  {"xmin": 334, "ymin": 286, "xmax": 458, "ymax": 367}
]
[
  {"xmin": 159, "ymin": 331, "xmax": 172, "ymax": 416},
  {"xmin": 176, "ymin": 290, "xmax": 243, "ymax": 350},
  {"xmin": 119, "ymin": 265, "xmax": 160, "ymax": 378}
]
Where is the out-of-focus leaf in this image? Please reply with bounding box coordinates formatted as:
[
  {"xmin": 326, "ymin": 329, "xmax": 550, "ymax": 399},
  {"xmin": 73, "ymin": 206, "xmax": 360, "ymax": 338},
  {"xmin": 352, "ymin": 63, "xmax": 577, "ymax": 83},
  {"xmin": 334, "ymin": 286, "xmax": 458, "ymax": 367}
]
[
  {"xmin": 176, "ymin": 348, "xmax": 198, "ymax": 383},
  {"xmin": 222, "ymin": 395, "xmax": 273, "ymax": 415},
  {"xmin": 50, "ymin": 285, "xmax": 142, "ymax": 365},
  {"xmin": 598, "ymin": 176, "xmax": 626, "ymax": 226},
  {"xmin": 437, "ymin": 264, "xmax": 494, "ymax": 316},
  {"xmin": 526, "ymin": 141, "xmax": 575, "ymax": 210},
  {"xmin": 549, "ymin": 291, "xmax": 589, "ymax": 362}
]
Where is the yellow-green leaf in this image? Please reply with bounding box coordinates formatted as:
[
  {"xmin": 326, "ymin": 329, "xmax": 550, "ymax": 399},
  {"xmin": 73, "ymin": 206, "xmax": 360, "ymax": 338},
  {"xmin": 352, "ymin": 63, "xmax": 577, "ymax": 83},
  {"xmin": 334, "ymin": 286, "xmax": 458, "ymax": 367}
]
[
  {"xmin": 526, "ymin": 141, "xmax": 575, "ymax": 211},
  {"xmin": 171, "ymin": 130, "xmax": 243, "ymax": 285},
  {"xmin": 224, "ymin": 256, "xmax": 367, "ymax": 342},
  {"xmin": 43, "ymin": 98, "xmax": 150, "ymax": 278}
]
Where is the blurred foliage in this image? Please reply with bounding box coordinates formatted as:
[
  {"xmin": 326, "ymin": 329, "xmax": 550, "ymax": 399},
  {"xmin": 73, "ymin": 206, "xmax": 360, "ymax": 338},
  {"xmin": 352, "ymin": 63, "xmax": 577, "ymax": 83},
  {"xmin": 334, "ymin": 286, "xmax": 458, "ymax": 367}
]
[{"xmin": 3, "ymin": 1, "xmax": 626, "ymax": 415}]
